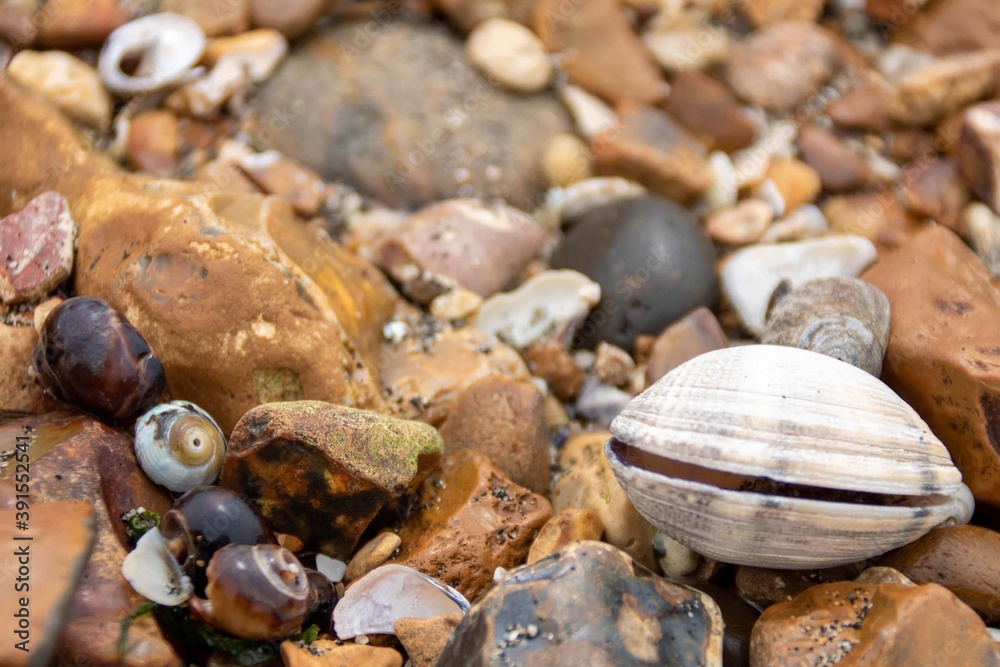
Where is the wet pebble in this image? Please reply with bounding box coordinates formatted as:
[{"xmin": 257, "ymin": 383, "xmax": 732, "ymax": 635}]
[
  {"xmin": 645, "ymin": 307, "xmax": 728, "ymax": 387},
  {"xmin": 437, "ymin": 541, "xmax": 723, "ymax": 666},
  {"xmin": 395, "ymin": 614, "xmax": 463, "ymax": 667},
  {"xmin": 551, "ymin": 195, "xmax": 717, "ymax": 350},
  {"xmin": 526, "ymin": 508, "xmax": 604, "ymax": 564},
  {"xmin": 345, "ymin": 532, "xmax": 402, "ymax": 583}
]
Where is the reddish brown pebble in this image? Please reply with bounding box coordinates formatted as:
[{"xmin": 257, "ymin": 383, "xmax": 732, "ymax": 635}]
[
  {"xmin": 526, "ymin": 508, "xmax": 603, "ymax": 564},
  {"xmin": 522, "ymin": 342, "xmax": 584, "ymax": 401},
  {"xmin": 0, "ymin": 192, "xmax": 75, "ymax": 305},
  {"xmin": 126, "ymin": 110, "xmax": 180, "ymax": 176},
  {"xmin": 880, "ymin": 525, "xmax": 1000, "ymax": 623},
  {"xmin": 863, "ymin": 225, "xmax": 1000, "ymax": 506},
  {"xmin": 439, "ymin": 374, "xmax": 551, "ymax": 493},
  {"xmin": 532, "ymin": 0, "xmax": 665, "ymax": 104},
  {"xmin": 902, "ymin": 157, "xmax": 969, "ymax": 232},
  {"xmin": 663, "ymin": 70, "xmax": 756, "ymax": 153},
  {"xmin": 798, "ymin": 125, "xmax": 872, "ymax": 193},
  {"xmin": 645, "ymin": 307, "xmax": 728, "ymax": 387},
  {"xmin": 591, "ymin": 103, "xmax": 712, "ymax": 204}
]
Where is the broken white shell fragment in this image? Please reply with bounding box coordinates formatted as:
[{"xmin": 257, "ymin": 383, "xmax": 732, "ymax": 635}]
[
  {"xmin": 333, "ymin": 564, "xmax": 469, "ymax": 639},
  {"xmin": 315, "ymin": 554, "xmax": 347, "ymax": 583},
  {"xmin": 607, "ymin": 345, "xmax": 972, "ymax": 569},
  {"xmin": 121, "ymin": 527, "xmax": 193, "ymax": 606},
  {"xmin": 99, "ymin": 13, "xmax": 206, "ymax": 94},
  {"xmin": 475, "ymin": 270, "xmax": 601, "ymax": 349}
]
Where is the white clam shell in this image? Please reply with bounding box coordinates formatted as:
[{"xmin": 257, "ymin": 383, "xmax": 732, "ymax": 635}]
[
  {"xmin": 607, "ymin": 345, "xmax": 971, "ymax": 569},
  {"xmin": 99, "ymin": 13, "xmax": 206, "ymax": 94},
  {"xmin": 135, "ymin": 400, "xmax": 226, "ymax": 493},
  {"xmin": 333, "ymin": 564, "xmax": 469, "ymax": 639},
  {"xmin": 121, "ymin": 527, "xmax": 193, "ymax": 606}
]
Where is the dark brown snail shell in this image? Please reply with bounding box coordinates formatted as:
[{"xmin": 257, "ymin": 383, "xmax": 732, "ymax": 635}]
[
  {"xmin": 32, "ymin": 296, "xmax": 165, "ymax": 424},
  {"xmin": 189, "ymin": 543, "xmax": 311, "ymax": 641},
  {"xmin": 161, "ymin": 486, "xmax": 276, "ymax": 594}
]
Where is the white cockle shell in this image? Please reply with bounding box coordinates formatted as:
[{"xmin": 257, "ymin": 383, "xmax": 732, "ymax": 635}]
[{"xmin": 606, "ymin": 345, "xmax": 972, "ymax": 569}]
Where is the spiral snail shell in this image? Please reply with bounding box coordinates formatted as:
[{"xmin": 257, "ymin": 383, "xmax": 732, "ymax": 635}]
[
  {"xmin": 761, "ymin": 277, "xmax": 890, "ymax": 376},
  {"xmin": 189, "ymin": 543, "xmax": 311, "ymax": 641},
  {"xmin": 135, "ymin": 401, "xmax": 226, "ymax": 493}
]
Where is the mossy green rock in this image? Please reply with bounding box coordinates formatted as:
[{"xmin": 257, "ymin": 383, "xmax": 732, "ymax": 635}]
[{"xmin": 221, "ymin": 401, "xmax": 444, "ymax": 557}]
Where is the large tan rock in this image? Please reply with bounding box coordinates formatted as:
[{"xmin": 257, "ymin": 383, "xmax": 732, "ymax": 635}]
[
  {"xmin": 751, "ymin": 581, "xmax": 1000, "ymax": 666},
  {"xmin": 862, "ymin": 226, "xmax": 1000, "ymax": 507},
  {"xmin": 0, "ymin": 79, "xmax": 397, "ymax": 433},
  {"xmin": 0, "ymin": 414, "xmax": 177, "ymax": 667}
]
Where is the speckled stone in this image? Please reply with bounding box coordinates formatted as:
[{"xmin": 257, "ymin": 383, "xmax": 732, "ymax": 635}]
[
  {"xmin": 393, "ymin": 449, "xmax": 552, "ymax": 601},
  {"xmin": 750, "ymin": 581, "xmax": 1000, "ymax": 666},
  {"xmin": 0, "ymin": 191, "xmax": 76, "ymax": 305},
  {"xmin": 551, "ymin": 195, "xmax": 717, "ymax": 351},
  {"xmin": 437, "ymin": 541, "xmax": 724, "ymax": 666},
  {"xmin": 221, "ymin": 401, "xmax": 444, "ymax": 558}
]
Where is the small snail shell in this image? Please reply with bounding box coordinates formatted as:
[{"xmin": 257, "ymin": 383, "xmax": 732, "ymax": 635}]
[
  {"xmin": 135, "ymin": 401, "xmax": 226, "ymax": 493},
  {"xmin": 161, "ymin": 486, "xmax": 276, "ymax": 593},
  {"xmin": 762, "ymin": 277, "xmax": 890, "ymax": 376},
  {"xmin": 189, "ymin": 544, "xmax": 311, "ymax": 641},
  {"xmin": 33, "ymin": 296, "xmax": 166, "ymax": 424}
]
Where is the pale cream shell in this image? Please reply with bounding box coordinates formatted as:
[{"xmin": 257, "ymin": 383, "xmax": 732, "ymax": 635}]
[
  {"xmin": 607, "ymin": 345, "xmax": 970, "ymax": 568},
  {"xmin": 611, "ymin": 345, "xmax": 962, "ymax": 496}
]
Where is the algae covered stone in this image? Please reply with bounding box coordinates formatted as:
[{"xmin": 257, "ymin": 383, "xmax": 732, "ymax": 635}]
[{"xmin": 221, "ymin": 401, "xmax": 444, "ymax": 557}]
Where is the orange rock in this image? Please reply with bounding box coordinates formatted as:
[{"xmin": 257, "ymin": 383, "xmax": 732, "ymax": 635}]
[
  {"xmin": 0, "ymin": 78, "xmax": 397, "ymax": 433},
  {"xmin": 591, "ymin": 103, "xmax": 711, "ymax": 204},
  {"xmin": 394, "ymin": 449, "xmax": 553, "ymax": 601},
  {"xmin": 394, "ymin": 614, "xmax": 462, "ymax": 667},
  {"xmin": 880, "ymin": 525, "xmax": 1000, "ymax": 623},
  {"xmin": 662, "ymin": 70, "xmax": 756, "ymax": 153},
  {"xmin": 439, "ymin": 375, "xmax": 551, "ymax": 493},
  {"xmin": 645, "ymin": 307, "xmax": 727, "ymax": 387},
  {"xmin": 0, "ymin": 501, "xmax": 95, "ymax": 667},
  {"xmin": 280, "ymin": 639, "xmax": 403, "ymax": 667},
  {"xmin": 750, "ymin": 581, "xmax": 1000, "ymax": 666},
  {"xmin": 526, "ymin": 507, "xmax": 603, "ymax": 563},
  {"xmin": 0, "ymin": 414, "xmax": 177, "ymax": 666},
  {"xmin": 761, "ymin": 157, "xmax": 822, "ymax": 213},
  {"xmin": 532, "ymin": 0, "xmax": 665, "ymax": 104},
  {"xmin": 126, "ymin": 110, "xmax": 180, "ymax": 176},
  {"xmin": 797, "ymin": 125, "xmax": 871, "ymax": 193},
  {"xmin": 862, "ymin": 225, "xmax": 1000, "ymax": 506},
  {"xmin": 522, "ymin": 342, "xmax": 583, "ymax": 401}
]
